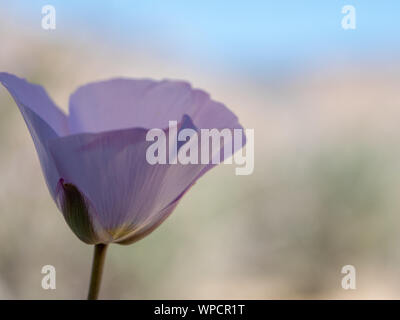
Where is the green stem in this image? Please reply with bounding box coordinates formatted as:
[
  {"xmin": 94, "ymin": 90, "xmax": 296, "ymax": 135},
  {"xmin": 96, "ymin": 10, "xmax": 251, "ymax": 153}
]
[{"xmin": 87, "ymin": 243, "xmax": 108, "ymax": 300}]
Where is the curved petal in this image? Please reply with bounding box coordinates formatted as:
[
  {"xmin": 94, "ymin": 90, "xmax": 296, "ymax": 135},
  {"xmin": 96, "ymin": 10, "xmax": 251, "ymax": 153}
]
[
  {"xmin": 68, "ymin": 78, "xmax": 241, "ymax": 134},
  {"xmin": 115, "ymin": 187, "xmax": 190, "ymax": 245},
  {"xmin": 0, "ymin": 73, "xmax": 68, "ymax": 136},
  {"xmin": 49, "ymin": 115, "xmax": 209, "ymax": 243},
  {"xmin": 0, "ymin": 73, "xmax": 68, "ymax": 199}
]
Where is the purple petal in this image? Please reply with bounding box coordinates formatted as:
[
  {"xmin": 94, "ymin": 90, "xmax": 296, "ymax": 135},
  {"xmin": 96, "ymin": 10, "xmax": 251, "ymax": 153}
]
[
  {"xmin": 0, "ymin": 73, "xmax": 68, "ymax": 136},
  {"xmin": 0, "ymin": 73, "xmax": 68, "ymax": 199},
  {"xmin": 68, "ymin": 78, "xmax": 241, "ymax": 134},
  {"xmin": 49, "ymin": 116, "xmax": 208, "ymax": 243},
  {"xmin": 116, "ymin": 188, "xmax": 188, "ymax": 245}
]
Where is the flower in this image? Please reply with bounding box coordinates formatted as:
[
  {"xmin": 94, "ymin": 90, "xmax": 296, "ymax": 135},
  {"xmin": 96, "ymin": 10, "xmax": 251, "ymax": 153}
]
[{"xmin": 0, "ymin": 73, "xmax": 245, "ymax": 245}]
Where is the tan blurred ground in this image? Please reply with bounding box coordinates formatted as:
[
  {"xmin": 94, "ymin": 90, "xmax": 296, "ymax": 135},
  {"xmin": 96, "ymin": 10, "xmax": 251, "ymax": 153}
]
[{"xmin": 1, "ymin": 19, "xmax": 400, "ymax": 299}]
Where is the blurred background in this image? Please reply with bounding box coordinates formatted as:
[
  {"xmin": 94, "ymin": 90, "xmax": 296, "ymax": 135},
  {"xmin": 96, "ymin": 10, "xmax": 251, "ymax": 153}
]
[{"xmin": 1, "ymin": 0, "xmax": 400, "ymax": 299}]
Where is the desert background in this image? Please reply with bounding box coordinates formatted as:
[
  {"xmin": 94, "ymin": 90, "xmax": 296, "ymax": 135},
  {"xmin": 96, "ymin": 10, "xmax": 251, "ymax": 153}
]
[{"xmin": 1, "ymin": 1, "xmax": 400, "ymax": 299}]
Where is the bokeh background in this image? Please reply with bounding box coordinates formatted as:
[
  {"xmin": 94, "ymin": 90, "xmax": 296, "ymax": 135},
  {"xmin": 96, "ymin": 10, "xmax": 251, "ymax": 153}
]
[{"xmin": 1, "ymin": 0, "xmax": 400, "ymax": 299}]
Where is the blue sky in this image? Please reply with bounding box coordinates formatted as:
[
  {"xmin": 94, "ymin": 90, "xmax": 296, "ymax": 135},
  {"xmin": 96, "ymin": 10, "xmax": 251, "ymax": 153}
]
[{"xmin": 4, "ymin": 1, "xmax": 400, "ymax": 74}]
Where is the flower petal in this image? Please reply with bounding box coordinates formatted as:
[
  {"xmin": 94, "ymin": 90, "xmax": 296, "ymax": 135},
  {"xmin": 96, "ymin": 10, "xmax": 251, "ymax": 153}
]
[
  {"xmin": 49, "ymin": 115, "xmax": 209, "ymax": 243},
  {"xmin": 115, "ymin": 188, "xmax": 188, "ymax": 245},
  {"xmin": 0, "ymin": 73, "xmax": 68, "ymax": 199},
  {"xmin": 68, "ymin": 78, "xmax": 241, "ymax": 134},
  {"xmin": 0, "ymin": 73, "xmax": 68, "ymax": 136}
]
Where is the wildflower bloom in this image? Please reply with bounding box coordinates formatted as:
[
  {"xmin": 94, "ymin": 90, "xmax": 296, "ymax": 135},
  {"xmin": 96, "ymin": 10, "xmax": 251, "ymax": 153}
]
[{"xmin": 0, "ymin": 73, "xmax": 245, "ymax": 245}]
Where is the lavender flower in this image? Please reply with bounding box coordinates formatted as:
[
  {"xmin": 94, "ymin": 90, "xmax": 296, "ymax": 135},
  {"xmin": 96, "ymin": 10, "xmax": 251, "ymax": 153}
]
[{"xmin": 0, "ymin": 72, "xmax": 245, "ymax": 298}]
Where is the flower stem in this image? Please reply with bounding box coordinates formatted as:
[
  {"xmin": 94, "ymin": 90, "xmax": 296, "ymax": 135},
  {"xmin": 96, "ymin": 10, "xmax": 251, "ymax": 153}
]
[{"xmin": 87, "ymin": 243, "xmax": 108, "ymax": 300}]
